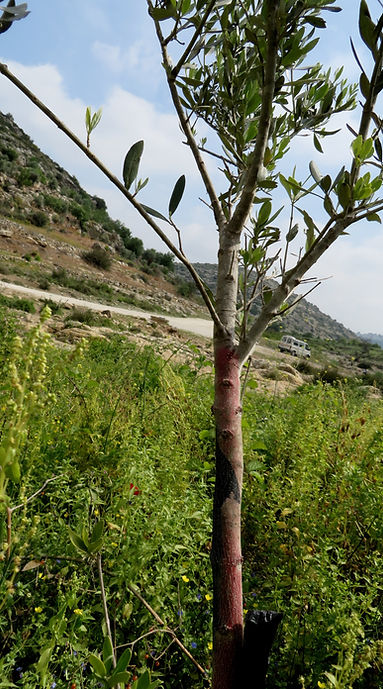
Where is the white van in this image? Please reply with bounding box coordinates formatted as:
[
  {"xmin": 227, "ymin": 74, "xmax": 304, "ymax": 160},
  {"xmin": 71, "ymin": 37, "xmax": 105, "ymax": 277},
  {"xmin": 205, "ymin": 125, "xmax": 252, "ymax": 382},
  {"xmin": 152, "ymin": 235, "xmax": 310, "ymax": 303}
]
[{"xmin": 279, "ymin": 335, "xmax": 311, "ymax": 358}]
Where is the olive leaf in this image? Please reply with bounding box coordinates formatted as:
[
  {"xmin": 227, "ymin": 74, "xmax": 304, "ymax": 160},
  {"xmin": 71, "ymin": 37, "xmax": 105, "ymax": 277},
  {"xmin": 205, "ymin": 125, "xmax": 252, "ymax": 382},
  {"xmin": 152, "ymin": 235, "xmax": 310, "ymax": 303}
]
[
  {"xmin": 123, "ymin": 141, "xmax": 144, "ymax": 191},
  {"xmin": 169, "ymin": 175, "xmax": 186, "ymax": 217}
]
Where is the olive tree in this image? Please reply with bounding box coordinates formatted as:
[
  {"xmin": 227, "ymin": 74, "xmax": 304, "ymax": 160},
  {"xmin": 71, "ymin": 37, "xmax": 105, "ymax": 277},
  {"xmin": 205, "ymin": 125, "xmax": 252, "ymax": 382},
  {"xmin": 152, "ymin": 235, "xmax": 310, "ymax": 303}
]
[{"xmin": 2, "ymin": 1, "xmax": 383, "ymax": 687}]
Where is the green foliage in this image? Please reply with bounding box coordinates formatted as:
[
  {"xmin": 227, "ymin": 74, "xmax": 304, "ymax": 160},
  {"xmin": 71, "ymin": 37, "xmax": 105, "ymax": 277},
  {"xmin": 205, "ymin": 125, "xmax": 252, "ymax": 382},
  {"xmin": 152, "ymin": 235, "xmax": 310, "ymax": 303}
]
[
  {"xmin": 50, "ymin": 266, "xmax": 114, "ymax": 299},
  {"xmin": 0, "ymin": 317, "xmax": 381, "ymax": 688},
  {"xmin": 242, "ymin": 382, "xmax": 383, "ymax": 688},
  {"xmin": 1, "ymin": 146, "xmax": 18, "ymax": 162},
  {"xmin": 123, "ymin": 140, "xmax": 144, "ymax": 191},
  {"xmin": 65, "ymin": 308, "xmax": 120, "ymax": 329},
  {"xmin": 42, "ymin": 194, "xmax": 67, "ymax": 214},
  {"xmin": 0, "ymin": 294, "xmax": 35, "ymax": 313},
  {"xmin": 17, "ymin": 164, "xmax": 46, "ymax": 188},
  {"xmin": 0, "ymin": 327, "xmax": 213, "ymax": 688},
  {"xmin": 82, "ymin": 244, "xmax": 112, "ymax": 270},
  {"xmin": 85, "ymin": 106, "xmax": 102, "ymax": 148},
  {"xmin": 29, "ymin": 210, "xmax": 48, "ymax": 228}
]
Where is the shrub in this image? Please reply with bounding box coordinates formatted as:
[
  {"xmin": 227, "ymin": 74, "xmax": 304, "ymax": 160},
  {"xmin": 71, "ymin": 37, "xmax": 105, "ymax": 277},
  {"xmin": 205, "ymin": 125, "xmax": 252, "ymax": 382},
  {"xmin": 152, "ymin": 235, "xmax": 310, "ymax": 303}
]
[
  {"xmin": 295, "ymin": 359, "xmax": 316, "ymax": 375},
  {"xmin": 30, "ymin": 210, "xmax": 48, "ymax": 227},
  {"xmin": 38, "ymin": 278, "xmax": 51, "ymax": 290},
  {"xmin": 1, "ymin": 146, "xmax": 18, "ymax": 162},
  {"xmin": 0, "ymin": 294, "xmax": 35, "ymax": 312},
  {"xmin": 70, "ymin": 202, "xmax": 90, "ymax": 229},
  {"xmin": 177, "ymin": 280, "xmax": 196, "ymax": 297},
  {"xmin": 43, "ymin": 194, "xmax": 67, "ymax": 213},
  {"xmin": 82, "ymin": 243, "xmax": 112, "ymax": 270},
  {"xmin": 313, "ymin": 366, "xmax": 344, "ymax": 385},
  {"xmin": 40, "ymin": 299, "xmax": 63, "ymax": 315},
  {"xmin": 18, "ymin": 167, "xmax": 39, "ymax": 186}
]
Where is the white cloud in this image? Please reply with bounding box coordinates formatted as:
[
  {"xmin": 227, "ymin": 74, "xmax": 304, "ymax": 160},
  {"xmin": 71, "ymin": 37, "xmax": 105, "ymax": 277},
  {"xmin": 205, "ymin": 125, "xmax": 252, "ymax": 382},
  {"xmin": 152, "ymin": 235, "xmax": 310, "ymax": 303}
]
[
  {"xmin": 92, "ymin": 40, "xmax": 159, "ymax": 77},
  {"xmin": 305, "ymin": 229, "xmax": 383, "ymax": 333}
]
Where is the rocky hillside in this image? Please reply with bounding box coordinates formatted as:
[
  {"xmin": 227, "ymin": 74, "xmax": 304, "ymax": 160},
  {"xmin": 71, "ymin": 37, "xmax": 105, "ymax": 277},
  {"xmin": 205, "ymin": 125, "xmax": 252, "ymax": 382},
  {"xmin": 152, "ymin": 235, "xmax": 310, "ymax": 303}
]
[
  {"xmin": 174, "ymin": 262, "xmax": 357, "ymax": 341},
  {"xmin": 0, "ymin": 111, "xmax": 201, "ymax": 317}
]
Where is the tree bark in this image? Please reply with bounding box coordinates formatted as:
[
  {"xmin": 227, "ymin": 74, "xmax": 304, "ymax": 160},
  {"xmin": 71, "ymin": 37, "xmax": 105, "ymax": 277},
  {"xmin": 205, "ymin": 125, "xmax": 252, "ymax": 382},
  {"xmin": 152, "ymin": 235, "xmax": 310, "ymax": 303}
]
[{"xmin": 211, "ymin": 340, "xmax": 243, "ymax": 689}]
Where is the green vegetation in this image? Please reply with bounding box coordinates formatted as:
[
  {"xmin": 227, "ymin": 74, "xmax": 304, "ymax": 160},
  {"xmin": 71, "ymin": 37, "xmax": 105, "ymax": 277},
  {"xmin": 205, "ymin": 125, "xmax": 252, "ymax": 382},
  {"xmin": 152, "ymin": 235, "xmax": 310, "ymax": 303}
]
[
  {"xmin": 0, "ymin": 293, "xmax": 35, "ymax": 313},
  {"xmin": 82, "ymin": 243, "xmax": 112, "ymax": 271},
  {"xmin": 0, "ymin": 312, "xmax": 381, "ymax": 688},
  {"xmin": 29, "ymin": 210, "xmax": 48, "ymax": 228},
  {"xmin": 65, "ymin": 307, "xmax": 122, "ymax": 330},
  {"xmin": 50, "ymin": 267, "xmax": 115, "ymax": 300}
]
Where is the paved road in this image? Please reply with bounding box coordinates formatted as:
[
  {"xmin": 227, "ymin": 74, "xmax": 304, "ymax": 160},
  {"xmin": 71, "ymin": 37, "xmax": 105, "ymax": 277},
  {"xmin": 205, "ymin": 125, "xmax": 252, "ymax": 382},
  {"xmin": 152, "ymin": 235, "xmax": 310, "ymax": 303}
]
[{"xmin": 0, "ymin": 279, "xmax": 214, "ymax": 338}]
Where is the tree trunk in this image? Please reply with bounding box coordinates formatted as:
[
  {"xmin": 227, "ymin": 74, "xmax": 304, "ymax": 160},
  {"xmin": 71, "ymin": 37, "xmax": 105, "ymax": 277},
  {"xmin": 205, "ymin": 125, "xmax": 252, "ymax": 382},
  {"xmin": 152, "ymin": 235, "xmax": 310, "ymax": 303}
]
[{"xmin": 211, "ymin": 340, "xmax": 244, "ymax": 689}]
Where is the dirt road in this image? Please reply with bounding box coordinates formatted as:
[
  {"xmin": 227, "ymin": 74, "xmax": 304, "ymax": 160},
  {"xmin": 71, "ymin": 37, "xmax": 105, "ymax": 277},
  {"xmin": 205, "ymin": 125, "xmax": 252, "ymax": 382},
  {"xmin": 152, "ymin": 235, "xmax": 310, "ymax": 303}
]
[
  {"xmin": 0, "ymin": 279, "xmax": 214, "ymax": 337},
  {"xmin": 0, "ymin": 279, "xmax": 279, "ymax": 358}
]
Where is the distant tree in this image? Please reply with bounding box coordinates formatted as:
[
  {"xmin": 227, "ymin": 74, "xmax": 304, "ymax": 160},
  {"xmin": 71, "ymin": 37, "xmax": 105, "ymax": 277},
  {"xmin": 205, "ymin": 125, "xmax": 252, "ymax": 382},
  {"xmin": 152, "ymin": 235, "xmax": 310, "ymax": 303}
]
[{"xmin": 2, "ymin": 2, "xmax": 383, "ymax": 687}]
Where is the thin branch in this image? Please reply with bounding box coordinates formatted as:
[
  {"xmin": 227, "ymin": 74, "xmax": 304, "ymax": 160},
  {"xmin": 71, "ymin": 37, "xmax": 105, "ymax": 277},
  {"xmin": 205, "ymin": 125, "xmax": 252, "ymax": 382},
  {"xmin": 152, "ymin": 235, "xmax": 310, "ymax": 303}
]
[
  {"xmin": 148, "ymin": 10, "xmax": 226, "ymax": 231},
  {"xmin": 275, "ymin": 281, "xmax": 321, "ymax": 318},
  {"xmin": 225, "ymin": 0, "xmax": 280, "ymax": 235},
  {"xmin": 97, "ymin": 553, "xmax": 116, "ymax": 669},
  {"xmin": 0, "ymin": 62, "xmax": 225, "ymax": 336},
  {"xmin": 11, "ymin": 474, "xmax": 65, "ymax": 512},
  {"xmin": 240, "ymin": 357, "xmax": 252, "ymax": 402},
  {"xmin": 171, "ymin": 0, "xmax": 217, "ymax": 78},
  {"xmin": 127, "ymin": 583, "xmax": 207, "ymax": 676}
]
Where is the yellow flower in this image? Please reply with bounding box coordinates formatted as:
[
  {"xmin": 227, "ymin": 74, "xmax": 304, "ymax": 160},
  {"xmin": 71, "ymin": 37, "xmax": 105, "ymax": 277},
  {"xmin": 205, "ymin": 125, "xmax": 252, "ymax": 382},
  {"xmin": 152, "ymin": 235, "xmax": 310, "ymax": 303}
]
[
  {"xmin": 111, "ymin": 542, "xmax": 118, "ymax": 548},
  {"xmin": 208, "ymin": 642, "xmax": 213, "ymax": 650},
  {"xmin": 243, "ymin": 609, "xmax": 248, "ymax": 615},
  {"xmin": 182, "ymin": 575, "xmax": 189, "ymax": 583},
  {"xmin": 34, "ymin": 606, "xmax": 43, "ymax": 613},
  {"xmin": 73, "ymin": 608, "xmax": 83, "ymax": 616},
  {"xmin": 318, "ymin": 683, "xmax": 326, "ymax": 689},
  {"xmin": 94, "ymin": 509, "xmax": 99, "ymax": 517},
  {"xmin": 205, "ymin": 593, "xmax": 212, "ymax": 601},
  {"xmin": 38, "ymin": 572, "xmax": 43, "ymax": 579}
]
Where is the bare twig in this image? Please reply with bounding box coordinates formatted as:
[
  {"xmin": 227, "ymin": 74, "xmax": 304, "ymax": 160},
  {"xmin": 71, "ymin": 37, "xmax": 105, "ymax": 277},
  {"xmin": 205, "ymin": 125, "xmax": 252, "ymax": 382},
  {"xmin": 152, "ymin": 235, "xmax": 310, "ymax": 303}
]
[
  {"xmin": 11, "ymin": 474, "xmax": 65, "ymax": 512},
  {"xmin": 127, "ymin": 583, "xmax": 207, "ymax": 676},
  {"xmin": 6, "ymin": 474, "xmax": 65, "ymax": 559},
  {"xmin": 274, "ymin": 282, "xmax": 321, "ymax": 318},
  {"xmin": 240, "ymin": 357, "xmax": 252, "ymax": 402}
]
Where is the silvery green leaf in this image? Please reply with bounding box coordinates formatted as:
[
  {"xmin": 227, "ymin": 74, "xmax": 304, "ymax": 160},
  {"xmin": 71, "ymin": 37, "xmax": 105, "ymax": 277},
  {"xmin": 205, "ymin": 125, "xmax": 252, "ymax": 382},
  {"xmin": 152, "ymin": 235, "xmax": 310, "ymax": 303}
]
[
  {"xmin": 309, "ymin": 161, "xmax": 322, "ymax": 183},
  {"xmin": 123, "ymin": 141, "xmax": 144, "ymax": 191},
  {"xmin": 169, "ymin": 175, "xmax": 186, "ymax": 216}
]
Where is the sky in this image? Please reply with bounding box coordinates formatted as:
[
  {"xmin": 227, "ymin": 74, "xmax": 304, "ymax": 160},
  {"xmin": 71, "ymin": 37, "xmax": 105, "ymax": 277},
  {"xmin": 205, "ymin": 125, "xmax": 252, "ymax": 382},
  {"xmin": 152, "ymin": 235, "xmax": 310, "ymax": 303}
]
[{"xmin": 0, "ymin": 1, "xmax": 382, "ymax": 334}]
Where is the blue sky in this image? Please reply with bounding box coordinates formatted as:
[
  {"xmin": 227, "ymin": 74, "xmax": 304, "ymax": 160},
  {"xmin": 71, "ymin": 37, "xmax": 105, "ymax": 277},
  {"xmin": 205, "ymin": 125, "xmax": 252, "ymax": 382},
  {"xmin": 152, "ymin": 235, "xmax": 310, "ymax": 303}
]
[{"xmin": 0, "ymin": 1, "xmax": 382, "ymax": 333}]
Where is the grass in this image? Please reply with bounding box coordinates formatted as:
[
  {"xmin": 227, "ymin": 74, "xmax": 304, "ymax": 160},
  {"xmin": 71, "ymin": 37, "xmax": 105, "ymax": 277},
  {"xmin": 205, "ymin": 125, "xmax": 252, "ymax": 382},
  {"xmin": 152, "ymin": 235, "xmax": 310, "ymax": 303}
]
[{"xmin": 0, "ymin": 311, "xmax": 381, "ymax": 689}]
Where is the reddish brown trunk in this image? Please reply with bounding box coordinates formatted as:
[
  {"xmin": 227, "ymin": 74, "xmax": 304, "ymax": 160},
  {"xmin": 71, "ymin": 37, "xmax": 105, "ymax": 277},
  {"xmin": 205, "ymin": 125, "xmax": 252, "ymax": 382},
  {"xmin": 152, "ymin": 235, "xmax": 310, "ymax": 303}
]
[{"xmin": 211, "ymin": 342, "xmax": 244, "ymax": 689}]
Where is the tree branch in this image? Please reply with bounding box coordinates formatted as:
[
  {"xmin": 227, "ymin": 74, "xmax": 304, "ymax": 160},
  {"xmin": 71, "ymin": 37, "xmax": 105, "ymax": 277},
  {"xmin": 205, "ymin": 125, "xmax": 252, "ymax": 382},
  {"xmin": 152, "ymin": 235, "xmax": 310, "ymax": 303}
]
[
  {"xmin": 171, "ymin": 0, "xmax": 217, "ymax": 78},
  {"xmin": 0, "ymin": 62, "xmax": 226, "ymax": 335},
  {"xmin": 225, "ymin": 0, "xmax": 280, "ymax": 236},
  {"xmin": 147, "ymin": 6, "xmax": 226, "ymax": 231},
  {"xmin": 236, "ymin": 216, "xmax": 349, "ymax": 364}
]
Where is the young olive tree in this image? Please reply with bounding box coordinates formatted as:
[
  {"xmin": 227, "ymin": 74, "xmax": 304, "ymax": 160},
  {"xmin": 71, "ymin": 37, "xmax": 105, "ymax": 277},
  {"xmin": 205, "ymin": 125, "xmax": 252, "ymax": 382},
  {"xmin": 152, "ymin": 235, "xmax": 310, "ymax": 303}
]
[{"xmin": 2, "ymin": 1, "xmax": 383, "ymax": 687}]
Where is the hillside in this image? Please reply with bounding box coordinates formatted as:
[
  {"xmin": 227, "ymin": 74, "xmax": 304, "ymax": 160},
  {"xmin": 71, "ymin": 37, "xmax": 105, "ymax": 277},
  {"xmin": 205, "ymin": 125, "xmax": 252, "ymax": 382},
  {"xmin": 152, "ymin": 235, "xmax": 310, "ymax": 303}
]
[
  {"xmin": 0, "ymin": 110, "xmax": 199, "ymax": 317},
  {"xmin": 0, "ymin": 109, "xmax": 360, "ymax": 342}
]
